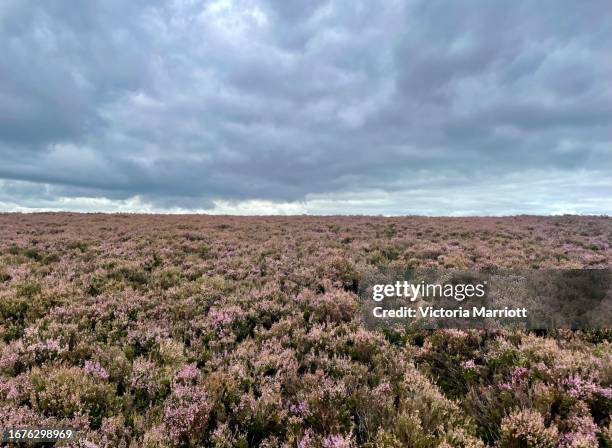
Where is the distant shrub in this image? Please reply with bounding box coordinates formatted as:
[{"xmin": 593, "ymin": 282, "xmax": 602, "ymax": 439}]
[
  {"xmin": 22, "ymin": 247, "xmax": 42, "ymax": 261},
  {"xmin": 109, "ymin": 265, "xmax": 150, "ymax": 288},
  {"xmin": 153, "ymin": 268, "xmax": 183, "ymax": 290},
  {"xmin": 297, "ymin": 289, "xmax": 357, "ymax": 324},
  {"xmin": 66, "ymin": 240, "xmax": 89, "ymax": 252},
  {"xmin": 0, "ymin": 269, "xmax": 11, "ymax": 282},
  {"xmin": 16, "ymin": 282, "xmax": 41, "ymax": 298}
]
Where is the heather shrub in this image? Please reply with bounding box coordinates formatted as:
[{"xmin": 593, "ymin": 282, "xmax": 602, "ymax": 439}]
[
  {"xmin": 498, "ymin": 408, "xmax": 559, "ymax": 448},
  {"xmin": 108, "ymin": 265, "xmax": 150, "ymax": 289},
  {"xmin": 350, "ymin": 381, "xmax": 395, "ymax": 442},
  {"xmin": 141, "ymin": 425, "xmax": 174, "ymax": 448},
  {"xmin": 29, "ymin": 366, "xmax": 117, "ymax": 428},
  {"xmin": 418, "ymin": 330, "xmax": 485, "ymax": 397},
  {"xmin": 129, "ymin": 357, "xmax": 169, "ymax": 406},
  {"xmin": 321, "ymin": 433, "xmax": 357, "ymax": 447},
  {"xmin": 601, "ymin": 421, "xmax": 612, "ymax": 446},
  {"xmin": 464, "ymin": 384, "xmax": 509, "ymax": 442},
  {"xmin": 79, "ymin": 415, "xmax": 132, "ymax": 448},
  {"xmin": 297, "ymin": 288, "xmax": 357, "ymax": 324},
  {"xmin": 368, "ymin": 411, "xmax": 484, "ymax": 448},
  {"xmin": 92, "ymin": 345, "xmax": 131, "ymax": 384},
  {"xmin": 397, "ymin": 366, "xmax": 475, "ymax": 437},
  {"xmin": 317, "ymin": 256, "xmax": 359, "ymax": 292},
  {"xmin": 162, "ymin": 384, "xmax": 212, "ymax": 445},
  {"xmin": 0, "ymin": 340, "xmax": 21, "ymax": 374},
  {"xmin": 86, "ymin": 275, "xmax": 107, "ymax": 296},
  {"xmin": 152, "ymin": 268, "xmax": 183, "ymax": 290},
  {"xmin": 341, "ymin": 328, "xmax": 387, "ymax": 364},
  {"xmin": 15, "ymin": 281, "xmax": 42, "ymax": 299},
  {"xmin": 235, "ymin": 385, "xmax": 288, "ymax": 442},
  {"xmin": 0, "ymin": 295, "xmax": 30, "ymax": 341},
  {"xmin": 23, "ymin": 337, "xmax": 68, "ymax": 366},
  {"xmin": 442, "ymin": 428, "xmax": 486, "ymax": 448},
  {"xmin": 0, "ymin": 268, "xmax": 11, "ymax": 282},
  {"xmin": 557, "ymin": 414, "xmax": 599, "ymax": 448},
  {"xmin": 156, "ymin": 337, "xmax": 187, "ymax": 367}
]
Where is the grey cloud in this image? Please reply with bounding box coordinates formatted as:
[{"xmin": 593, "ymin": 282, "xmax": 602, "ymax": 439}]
[{"xmin": 0, "ymin": 0, "xmax": 610, "ymax": 214}]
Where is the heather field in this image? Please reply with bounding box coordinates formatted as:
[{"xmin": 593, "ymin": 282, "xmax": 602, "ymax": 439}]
[{"xmin": 1, "ymin": 213, "xmax": 611, "ymax": 447}]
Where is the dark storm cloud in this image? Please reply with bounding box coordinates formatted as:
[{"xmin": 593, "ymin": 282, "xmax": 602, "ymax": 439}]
[{"xmin": 0, "ymin": 0, "xmax": 610, "ymax": 213}]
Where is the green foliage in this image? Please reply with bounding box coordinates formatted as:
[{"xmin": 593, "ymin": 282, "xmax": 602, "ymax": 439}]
[{"xmin": 30, "ymin": 366, "xmax": 118, "ymax": 429}]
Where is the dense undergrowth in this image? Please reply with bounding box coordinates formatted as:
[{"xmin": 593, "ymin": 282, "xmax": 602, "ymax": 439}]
[{"xmin": 0, "ymin": 214, "xmax": 610, "ymax": 447}]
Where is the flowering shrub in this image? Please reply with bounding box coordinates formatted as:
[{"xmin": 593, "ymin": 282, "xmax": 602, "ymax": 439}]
[
  {"xmin": 0, "ymin": 214, "xmax": 610, "ymax": 446},
  {"xmin": 29, "ymin": 366, "xmax": 118, "ymax": 428},
  {"xmin": 499, "ymin": 408, "xmax": 559, "ymax": 447},
  {"xmin": 163, "ymin": 384, "xmax": 212, "ymax": 444},
  {"xmin": 83, "ymin": 360, "xmax": 109, "ymax": 381}
]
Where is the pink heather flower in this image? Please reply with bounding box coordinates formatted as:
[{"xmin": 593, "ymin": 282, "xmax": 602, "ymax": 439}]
[
  {"xmin": 84, "ymin": 360, "xmax": 109, "ymax": 380},
  {"xmin": 27, "ymin": 338, "xmax": 67, "ymax": 357},
  {"xmin": 598, "ymin": 386, "xmax": 612, "ymax": 399},
  {"xmin": 560, "ymin": 415, "xmax": 598, "ymax": 447},
  {"xmin": 534, "ymin": 362, "xmax": 550, "ymax": 374},
  {"xmin": 462, "ymin": 359, "xmax": 477, "ymax": 370},
  {"xmin": 499, "ymin": 367, "xmax": 529, "ymax": 391},
  {"xmin": 290, "ymin": 401, "xmax": 310, "ymax": 417},
  {"xmin": 211, "ymin": 424, "xmax": 225, "ymax": 439},
  {"xmin": 7, "ymin": 266, "xmax": 30, "ymax": 282},
  {"xmin": 211, "ymin": 423, "xmax": 236, "ymax": 446},
  {"xmin": 127, "ymin": 324, "xmax": 169, "ymax": 347},
  {"xmin": 0, "ymin": 377, "xmax": 22, "ymax": 401},
  {"xmin": 175, "ymin": 363, "xmax": 199, "ymax": 384},
  {"xmin": 563, "ymin": 375, "xmax": 612, "ymax": 400},
  {"xmin": 510, "ymin": 367, "xmax": 528, "ymax": 382},
  {"xmin": 130, "ymin": 359, "xmax": 160, "ymax": 395},
  {"xmin": 298, "ymin": 430, "xmax": 313, "ymax": 448},
  {"xmin": 77, "ymin": 440, "xmax": 100, "ymax": 448},
  {"xmin": 0, "ymin": 350, "xmax": 19, "ymax": 372},
  {"xmin": 564, "ymin": 376, "xmax": 586, "ymax": 398},
  {"xmin": 374, "ymin": 381, "xmax": 391, "ymax": 393},
  {"xmin": 208, "ymin": 306, "xmax": 242, "ymax": 332},
  {"xmin": 164, "ymin": 385, "xmax": 211, "ymax": 441},
  {"xmin": 444, "ymin": 329, "xmax": 468, "ymax": 338},
  {"xmin": 322, "ymin": 434, "xmax": 354, "ymax": 448}
]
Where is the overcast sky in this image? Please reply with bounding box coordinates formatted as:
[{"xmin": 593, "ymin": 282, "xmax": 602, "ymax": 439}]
[{"xmin": 0, "ymin": 0, "xmax": 610, "ymax": 215}]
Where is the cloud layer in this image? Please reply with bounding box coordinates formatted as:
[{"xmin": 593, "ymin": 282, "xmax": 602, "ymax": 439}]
[{"xmin": 1, "ymin": 0, "xmax": 610, "ymax": 214}]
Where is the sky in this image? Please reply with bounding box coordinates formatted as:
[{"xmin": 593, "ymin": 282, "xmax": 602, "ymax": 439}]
[{"xmin": 0, "ymin": 0, "xmax": 610, "ymax": 215}]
